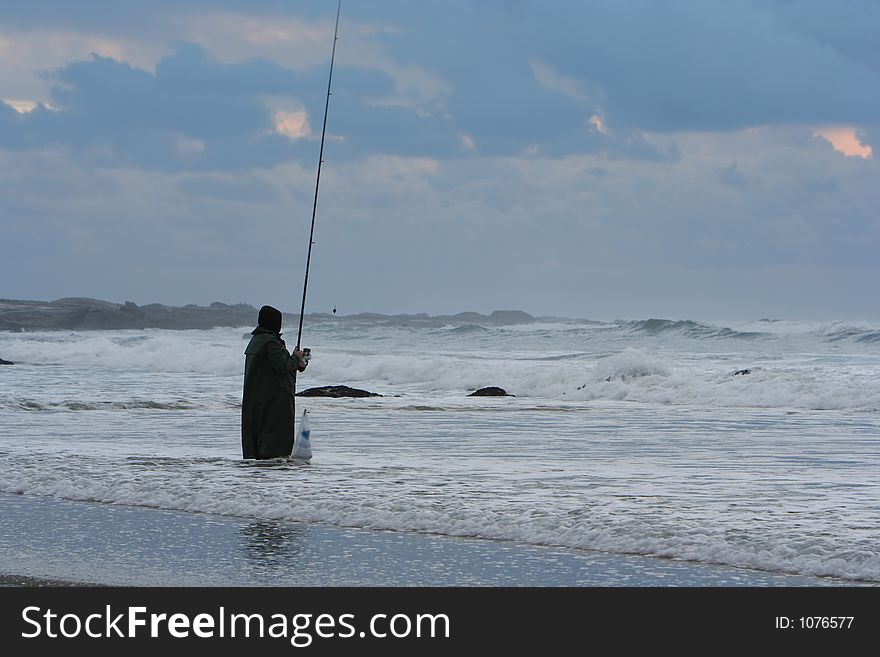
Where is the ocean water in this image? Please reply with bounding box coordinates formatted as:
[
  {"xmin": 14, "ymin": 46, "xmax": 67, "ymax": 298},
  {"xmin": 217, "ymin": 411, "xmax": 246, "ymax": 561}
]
[{"xmin": 1, "ymin": 317, "xmax": 879, "ymax": 583}]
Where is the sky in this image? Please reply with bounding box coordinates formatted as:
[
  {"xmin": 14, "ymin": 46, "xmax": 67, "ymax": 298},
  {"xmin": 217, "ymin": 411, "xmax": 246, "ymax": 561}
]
[{"xmin": 1, "ymin": 0, "xmax": 878, "ymax": 320}]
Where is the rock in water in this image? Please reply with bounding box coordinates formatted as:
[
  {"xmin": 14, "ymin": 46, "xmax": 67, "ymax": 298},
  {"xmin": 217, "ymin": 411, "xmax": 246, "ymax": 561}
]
[
  {"xmin": 297, "ymin": 385, "xmax": 381, "ymax": 398},
  {"xmin": 733, "ymin": 369, "xmax": 751, "ymax": 376},
  {"xmin": 468, "ymin": 386, "xmax": 513, "ymax": 397},
  {"xmin": 0, "ymin": 358, "xmax": 13, "ymax": 365}
]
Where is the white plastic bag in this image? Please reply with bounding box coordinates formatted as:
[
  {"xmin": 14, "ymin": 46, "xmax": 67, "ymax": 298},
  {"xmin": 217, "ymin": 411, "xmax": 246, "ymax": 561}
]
[{"xmin": 292, "ymin": 408, "xmax": 312, "ymax": 461}]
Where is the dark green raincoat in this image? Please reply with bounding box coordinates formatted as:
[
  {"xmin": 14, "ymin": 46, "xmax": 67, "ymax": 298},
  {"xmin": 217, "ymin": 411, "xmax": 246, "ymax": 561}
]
[{"xmin": 241, "ymin": 327, "xmax": 303, "ymax": 459}]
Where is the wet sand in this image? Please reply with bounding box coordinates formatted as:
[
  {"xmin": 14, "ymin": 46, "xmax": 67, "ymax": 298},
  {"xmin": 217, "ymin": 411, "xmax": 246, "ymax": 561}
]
[
  {"xmin": 0, "ymin": 573, "xmax": 95, "ymax": 587},
  {"xmin": 0, "ymin": 493, "xmax": 862, "ymax": 587}
]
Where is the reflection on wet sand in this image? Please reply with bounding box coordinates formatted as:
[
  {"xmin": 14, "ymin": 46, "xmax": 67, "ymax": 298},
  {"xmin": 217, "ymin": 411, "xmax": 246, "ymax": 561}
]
[{"xmin": 239, "ymin": 520, "xmax": 307, "ymax": 573}]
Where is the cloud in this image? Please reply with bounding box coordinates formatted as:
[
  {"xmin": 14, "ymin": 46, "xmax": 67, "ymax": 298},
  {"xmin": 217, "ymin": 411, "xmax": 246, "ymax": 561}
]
[
  {"xmin": 588, "ymin": 115, "xmax": 608, "ymax": 136},
  {"xmin": 529, "ymin": 60, "xmax": 592, "ymax": 104},
  {"xmin": 0, "ymin": 25, "xmax": 169, "ymax": 101},
  {"xmin": 0, "ymin": 4, "xmax": 462, "ymax": 163},
  {"xmin": 459, "ymin": 133, "xmax": 477, "ymax": 152},
  {"xmin": 766, "ymin": 0, "xmax": 880, "ymax": 76},
  {"xmin": 19, "ymin": 1, "xmax": 872, "ymax": 163},
  {"xmin": 4, "ymin": 121, "xmax": 877, "ymax": 317},
  {"xmin": 5, "ymin": 2, "xmax": 880, "ymax": 157},
  {"xmin": 175, "ymin": 135, "xmax": 206, "ymax": 161},
  {"xmin": 177, "ymin": 10, "xmax": 453, "ymax": 114},
  {"xmin": 2, "ymin": 99, "xmax": 38, "ymax": 113},
  {"xmin": 813, "ymin": 126, "xmax": 873, "ymax": 159},
  {"xmin": 0, "ymin": 44, "xmax": 349, "ymax": 169},
  {"xmin": 518, "ymin": 0, "xmax": 880, "ymax": 132},
  {"xmin": 715, "ymin": 163, "xmax": 748, "ymax": 188},
  {"xmin": 177, "ymin": 11, "xmax": 335, "ymax": 71},
  {"xmin": 272, "ymin": 110, "xmax": 311, "ymax": 140}
]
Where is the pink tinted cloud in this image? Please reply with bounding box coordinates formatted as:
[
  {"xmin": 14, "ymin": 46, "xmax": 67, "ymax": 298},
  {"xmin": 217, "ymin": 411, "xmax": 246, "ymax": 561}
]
[{"xmin": 813, "ymin": 126, "xmax": 872, "ymax": 159}]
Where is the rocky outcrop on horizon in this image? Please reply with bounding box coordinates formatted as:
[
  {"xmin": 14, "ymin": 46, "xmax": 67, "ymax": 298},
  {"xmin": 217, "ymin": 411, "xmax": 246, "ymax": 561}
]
[
  {"xmin": 0, "ymin": 297, "xmax": 553, "ymax": 331},
  {"xmin": 0, "ymin": 298, "xmax": 259, "ymax": 331},
  {"xmin": 315, "ymin": 308, "xmax": 542, "ymax": 329}
]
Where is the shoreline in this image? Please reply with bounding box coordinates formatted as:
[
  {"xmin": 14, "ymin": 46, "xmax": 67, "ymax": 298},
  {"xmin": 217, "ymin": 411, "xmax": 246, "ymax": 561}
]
[{"xmin": 1, "ymin": 493, "xmax": 865, "ymax": 587}]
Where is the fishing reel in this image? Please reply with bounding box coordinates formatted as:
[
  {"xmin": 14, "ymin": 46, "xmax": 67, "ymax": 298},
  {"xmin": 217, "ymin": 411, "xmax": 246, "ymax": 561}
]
[{"xmin": 300, "ymin": 348, "xmax": 311, "ymax": 367}]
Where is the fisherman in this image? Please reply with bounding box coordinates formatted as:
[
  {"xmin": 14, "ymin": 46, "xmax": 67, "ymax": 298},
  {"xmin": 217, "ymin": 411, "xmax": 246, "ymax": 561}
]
[{"xmin": 241, "ymin": 305, "xmax": 309, "ymax": 459}]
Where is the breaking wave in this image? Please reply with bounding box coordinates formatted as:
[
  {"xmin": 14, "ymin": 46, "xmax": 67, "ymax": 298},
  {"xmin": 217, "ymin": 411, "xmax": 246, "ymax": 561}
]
[
  {"xmin": 618, "ymin": 319, "xmax": 766, "ymax": 340},
  {"xmin": 821, "ymin": 325, "xmax": 880, "ymax": 344}
]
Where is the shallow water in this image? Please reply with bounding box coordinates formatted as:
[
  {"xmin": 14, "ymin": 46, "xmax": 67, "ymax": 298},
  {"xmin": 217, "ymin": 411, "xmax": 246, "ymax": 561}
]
[{"xmin": 1, "ymin": 319, "xmax": 879, "ymax": 583}]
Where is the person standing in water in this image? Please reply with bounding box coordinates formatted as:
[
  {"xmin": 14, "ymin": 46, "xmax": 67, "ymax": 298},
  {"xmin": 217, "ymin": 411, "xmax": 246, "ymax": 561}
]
[{"xmin": 241, "ymin": 305, "xmax": 309, "ymax": 459}]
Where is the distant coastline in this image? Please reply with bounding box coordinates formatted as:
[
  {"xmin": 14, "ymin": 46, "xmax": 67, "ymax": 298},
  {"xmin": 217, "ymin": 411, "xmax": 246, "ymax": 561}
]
[{"xmin": 0, "ymin": 297, "xmax": 561, "ymax": 331}]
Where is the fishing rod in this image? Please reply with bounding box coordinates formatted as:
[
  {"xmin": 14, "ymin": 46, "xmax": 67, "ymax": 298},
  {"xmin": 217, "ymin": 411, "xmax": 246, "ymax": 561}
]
[{"xmin": 296, "ymin": 0, "xmax": 341, "ymax": 350}]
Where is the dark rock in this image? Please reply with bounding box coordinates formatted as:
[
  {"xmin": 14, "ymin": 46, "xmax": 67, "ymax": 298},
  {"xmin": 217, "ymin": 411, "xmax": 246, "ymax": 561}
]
[
  {"xmin": 468, "ymin": 386, "xmax": 513, "ymax": 397},
  {"xmin": 0, "ymin": 358, "xmax": 13, "ymax": 365},
  {"xmin": 733, "ymin": 369, "xmax": 751, "ymax": 376},
  {"xmin": 297, "ymin": 385, "xmax": 381, "ymax": 398}
]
